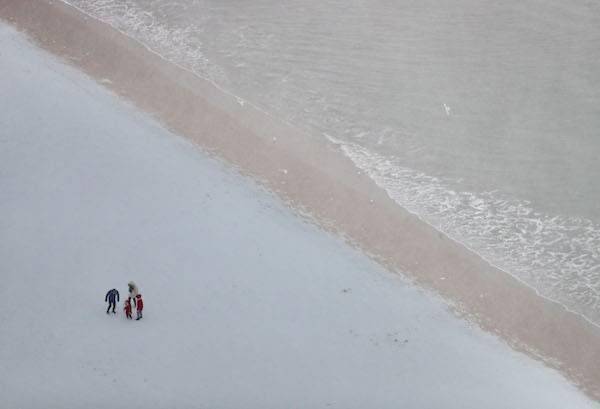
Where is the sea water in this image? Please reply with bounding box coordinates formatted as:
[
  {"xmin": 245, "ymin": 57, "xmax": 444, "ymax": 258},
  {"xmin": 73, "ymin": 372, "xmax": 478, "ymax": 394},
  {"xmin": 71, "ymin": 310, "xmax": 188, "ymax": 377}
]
[{"xmin": 62, "ymin": 0, "xmax": 600, "ymax": 324}]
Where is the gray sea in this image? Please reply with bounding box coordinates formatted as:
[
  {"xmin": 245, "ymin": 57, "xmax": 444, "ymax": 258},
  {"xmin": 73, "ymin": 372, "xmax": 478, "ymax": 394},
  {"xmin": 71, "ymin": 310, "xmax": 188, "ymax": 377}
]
[{"xmin": 63, "ymin": 0, "xmax": 600, "ymax": 324}]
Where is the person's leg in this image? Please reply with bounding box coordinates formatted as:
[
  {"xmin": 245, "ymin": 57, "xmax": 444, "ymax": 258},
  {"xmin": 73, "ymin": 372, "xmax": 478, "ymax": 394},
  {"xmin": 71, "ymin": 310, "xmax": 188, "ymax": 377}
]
[
  {"xmin": 112, "ymin": 302, "xmax": 116, "ymax": 313},
  {"xmin": 106, "ymin": 303, "xmax": 111, "ymax": 314}
]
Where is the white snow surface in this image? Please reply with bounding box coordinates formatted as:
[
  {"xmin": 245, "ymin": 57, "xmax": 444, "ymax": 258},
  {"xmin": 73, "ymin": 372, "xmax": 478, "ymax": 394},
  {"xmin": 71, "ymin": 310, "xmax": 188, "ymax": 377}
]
[{"xmin": 0, "ymin": 23, "xmax": 597, "ymax": 408}]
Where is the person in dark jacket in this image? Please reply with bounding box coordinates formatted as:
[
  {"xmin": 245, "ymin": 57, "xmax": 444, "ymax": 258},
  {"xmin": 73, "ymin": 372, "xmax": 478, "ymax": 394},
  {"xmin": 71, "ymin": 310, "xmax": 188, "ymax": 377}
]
[{"xmin": 105, "ymin": 288, "xmax": 120, "ymax": 314}]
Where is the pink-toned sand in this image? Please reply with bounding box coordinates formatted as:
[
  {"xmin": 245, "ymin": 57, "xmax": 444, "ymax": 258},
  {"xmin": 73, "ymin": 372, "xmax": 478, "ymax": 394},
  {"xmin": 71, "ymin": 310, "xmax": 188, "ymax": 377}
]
[{"xmin": 2, "ymin": 0, "xmax": 599, "ymax": 400}]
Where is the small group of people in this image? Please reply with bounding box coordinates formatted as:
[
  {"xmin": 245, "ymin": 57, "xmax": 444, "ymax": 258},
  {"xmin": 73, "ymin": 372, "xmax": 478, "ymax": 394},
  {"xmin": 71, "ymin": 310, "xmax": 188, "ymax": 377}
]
[{"xmin": 105, "ymin": 281, "xmax": 144, "ymax": 320}]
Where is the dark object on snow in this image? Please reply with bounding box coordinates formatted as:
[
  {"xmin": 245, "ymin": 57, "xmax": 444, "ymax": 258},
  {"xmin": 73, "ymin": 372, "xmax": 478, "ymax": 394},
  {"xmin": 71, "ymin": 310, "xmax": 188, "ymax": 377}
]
[
  {"xmin": 105, "ymin": 288, "xmax": 120, "ymax": 314},
  {"xmin": 135, "ymin": 294, "xmax": 143, "ymax": 320}
]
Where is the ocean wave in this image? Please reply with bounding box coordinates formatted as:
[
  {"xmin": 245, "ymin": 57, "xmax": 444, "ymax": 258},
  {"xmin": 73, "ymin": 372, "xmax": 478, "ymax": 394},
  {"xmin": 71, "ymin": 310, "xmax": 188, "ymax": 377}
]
[
  {"xmin": 62, "ymin": 0, "xmax": 225, "ymax": 84},
  {"xmin": 332, "ymin": 137, "xmax": 600, "ymax": 325}
]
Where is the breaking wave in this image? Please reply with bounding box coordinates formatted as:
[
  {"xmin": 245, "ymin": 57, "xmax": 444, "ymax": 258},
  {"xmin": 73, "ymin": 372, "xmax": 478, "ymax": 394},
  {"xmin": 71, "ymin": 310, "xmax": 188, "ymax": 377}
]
[{"xmin": 332, "ymin": 137, "xmax": 600, "ymax": 325}]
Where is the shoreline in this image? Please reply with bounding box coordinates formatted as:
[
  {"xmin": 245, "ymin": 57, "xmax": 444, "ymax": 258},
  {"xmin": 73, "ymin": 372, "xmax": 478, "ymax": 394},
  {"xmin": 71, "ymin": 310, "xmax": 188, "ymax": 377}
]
[{"xmin": 2, "ymin": 0, "xmax": 599, "ymax": 400}]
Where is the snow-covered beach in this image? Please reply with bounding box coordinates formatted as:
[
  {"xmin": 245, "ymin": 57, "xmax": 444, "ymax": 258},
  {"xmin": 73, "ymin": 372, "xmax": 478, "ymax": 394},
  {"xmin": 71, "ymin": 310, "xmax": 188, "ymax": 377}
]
[{"xmin": 1, "ymin": 1, "xmax": 599, "ymax": 407}]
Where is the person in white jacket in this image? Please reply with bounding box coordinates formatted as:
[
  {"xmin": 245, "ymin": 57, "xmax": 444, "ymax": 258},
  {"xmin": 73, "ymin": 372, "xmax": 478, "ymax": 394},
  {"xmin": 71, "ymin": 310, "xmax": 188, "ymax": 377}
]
[{"xmin": 127, "ymin": 281, "xmax": 139, "ymax": 305}]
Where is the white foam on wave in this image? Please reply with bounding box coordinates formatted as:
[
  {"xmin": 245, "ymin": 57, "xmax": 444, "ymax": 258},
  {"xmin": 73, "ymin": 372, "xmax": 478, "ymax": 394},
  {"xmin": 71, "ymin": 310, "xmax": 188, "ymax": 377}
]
[
  {"xmin": 329, "ymin": 136, "xmax": 600, "ymax": 327},
  {"xmin": 61, "ymin": 0, "xmax": 225, "ymax": 83}
]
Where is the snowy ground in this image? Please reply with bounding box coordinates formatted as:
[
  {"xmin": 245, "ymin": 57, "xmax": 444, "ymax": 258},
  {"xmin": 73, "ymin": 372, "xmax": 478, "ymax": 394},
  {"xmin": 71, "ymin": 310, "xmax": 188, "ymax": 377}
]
[{"xmin": 0, "ymin": 23, "xmax": 597, "ymax": 408}]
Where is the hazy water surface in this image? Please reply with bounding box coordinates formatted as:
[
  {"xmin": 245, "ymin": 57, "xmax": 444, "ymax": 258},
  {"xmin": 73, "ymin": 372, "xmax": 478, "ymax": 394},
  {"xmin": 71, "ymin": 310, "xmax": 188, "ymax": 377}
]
[{"xmin": 63, "ymin": 0, "xmax": 600, "ymax": 324}]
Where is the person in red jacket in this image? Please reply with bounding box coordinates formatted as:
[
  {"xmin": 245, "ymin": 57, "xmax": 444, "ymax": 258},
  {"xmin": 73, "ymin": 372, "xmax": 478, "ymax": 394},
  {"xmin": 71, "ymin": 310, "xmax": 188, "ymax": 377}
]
[
  {"xmin": 135, "ymin": 294, "xmax": 144, "ymax": 320},
  {"xmin": 123, "ymin": 297, "xmax": 133, "ymax": 320}
]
